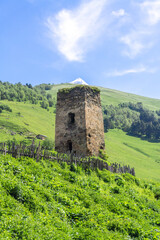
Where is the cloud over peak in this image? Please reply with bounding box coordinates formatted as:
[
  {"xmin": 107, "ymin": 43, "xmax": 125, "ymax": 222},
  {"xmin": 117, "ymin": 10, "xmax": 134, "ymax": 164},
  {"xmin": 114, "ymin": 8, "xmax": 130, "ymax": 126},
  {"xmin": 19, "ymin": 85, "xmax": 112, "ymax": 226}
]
[{"xmin": 46, "ymin": 0, "xmax": 108, "ymax": 62}]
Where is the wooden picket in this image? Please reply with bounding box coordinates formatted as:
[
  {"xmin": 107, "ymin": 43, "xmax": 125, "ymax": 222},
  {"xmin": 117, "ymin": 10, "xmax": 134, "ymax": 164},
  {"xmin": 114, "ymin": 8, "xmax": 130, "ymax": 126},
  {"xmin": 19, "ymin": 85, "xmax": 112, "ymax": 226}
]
[{"xmin": 0, "ymin": 141, "xmax": 135, "ymax": 176}]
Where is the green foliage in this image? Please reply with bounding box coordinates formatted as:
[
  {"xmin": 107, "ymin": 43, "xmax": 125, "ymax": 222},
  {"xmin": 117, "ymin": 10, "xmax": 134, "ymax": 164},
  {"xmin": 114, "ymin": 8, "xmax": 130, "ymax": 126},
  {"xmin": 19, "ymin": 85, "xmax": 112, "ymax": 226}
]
[
  {"xmin": 40, "ymin": 100, "xmax": 49, "ymax": 109},
  {"xmin": 58, "ymin": 85, "xmax": 100, "ymax": 94},
  {"xmin": 114, "ymin": 175, "xmax": 125, "ymax": 186},
  {"xmin": 41, "ymin": 138, "xmax": 54, "ymax": 150},
  {"xmin": 0, "ymin": 100, "xmax": 56, "ymax": 143},
  {"xmin": 0, "ymin": 83, "xmax": 160, "ymax": 182},
  {"xmin": 99, "ymin": 149, "xmax": 109, "ymax": 161},
  {"xmin": 48, "ymin": 99, "xmax": 54, "ymax": 107},
  {"xmin": 154, "ymin": 187, "xmax": 160, "ymax": 200},
  {"xmin": 103, "ymin": 102, "xmax": 140, "ymax": 132},
  {"xmin": 103, "ymin": 102, "xmax": 160, "ymax": 141},
  {"xmin": 34, "ymin": 83, "xmax": 53, "ymax": 91},
  {"xmin": 0, "ymin": 154, "xmax": 159, "ymax": 239},
  {"xmin": 106, "ymin": 129, "xmax": 160, "ymax": 181},
  {"xmin": 0, "ymin": 81, "xmax": 55, "ymax": 111},
  {"xmin": 0, "ymin": 103, "xmax": 12, "ymax": 112},
  {"xmin": 70, "ymin": 163, "xmax": 77, "ymax": 172}
]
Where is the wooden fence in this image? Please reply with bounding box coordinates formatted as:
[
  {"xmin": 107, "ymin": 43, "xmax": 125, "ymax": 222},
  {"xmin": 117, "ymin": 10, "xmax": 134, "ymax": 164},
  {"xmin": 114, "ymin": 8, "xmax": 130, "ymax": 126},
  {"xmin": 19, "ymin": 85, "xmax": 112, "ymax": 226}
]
[{"xmin": 0, "ymin": 141, "xmax": 135, "ymax": 176}]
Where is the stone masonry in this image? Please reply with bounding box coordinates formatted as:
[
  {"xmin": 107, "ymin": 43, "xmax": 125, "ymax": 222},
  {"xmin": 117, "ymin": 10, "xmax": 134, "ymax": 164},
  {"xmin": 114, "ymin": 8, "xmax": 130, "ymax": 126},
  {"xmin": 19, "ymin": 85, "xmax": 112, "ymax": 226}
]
[{"xmin": 55, "ymin": 86, "xmax": 105, "ymax": 156}]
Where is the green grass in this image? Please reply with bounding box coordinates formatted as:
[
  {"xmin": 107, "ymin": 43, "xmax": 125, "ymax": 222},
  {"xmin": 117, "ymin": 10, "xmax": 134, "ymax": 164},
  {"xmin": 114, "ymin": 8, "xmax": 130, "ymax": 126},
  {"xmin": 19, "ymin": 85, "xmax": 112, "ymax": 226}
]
[
  {"xmin": 1, "ymin": 84, "xmax": 160, "ymax": 182},
  {"xmin": 0, "ymin": 154, "xmax": 159, "ymax": 239},
  {"xmin": 0, "ymin": 84, "xmax": 160, "ymax": 239},
  {"xmin": 106, "ymin": 129, "xmax": 160, "ymax": 182},
  {"xmin": 49, "ymin": 84, "xmax": 160, "ymax": 110},
  {"xmin": 0, "ymin": 101, "xmax": 55, "ymax": 142},
  {"xmin": 100, "ymin": 87, "xmax": 160, "ymax": 110}
]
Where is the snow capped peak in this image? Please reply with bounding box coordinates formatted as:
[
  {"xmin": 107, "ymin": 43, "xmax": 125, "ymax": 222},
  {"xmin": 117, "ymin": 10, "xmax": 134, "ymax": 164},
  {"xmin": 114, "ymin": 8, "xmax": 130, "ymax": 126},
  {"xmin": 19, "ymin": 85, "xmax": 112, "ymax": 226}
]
[{"xmin": 70, "ymin": 78, "xmax": 88, "ymax": 85}]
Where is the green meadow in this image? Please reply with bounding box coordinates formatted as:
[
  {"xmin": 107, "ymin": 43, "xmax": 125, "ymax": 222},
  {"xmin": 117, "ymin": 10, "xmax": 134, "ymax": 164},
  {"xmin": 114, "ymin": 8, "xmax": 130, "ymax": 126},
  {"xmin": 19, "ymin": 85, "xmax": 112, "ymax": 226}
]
[
  {"xmin": 1, "ymin": 84, "xmax": 160, "ymax": 182},
  {"xmin": 49, "ymin": 84, "xmax": 160, "ymax": 182},
  {"xmin": 105, "ymin": 129, "xmax": 160, "ymax": 182},
  {"xmin": 100, "ymin": 87, "xmax": 160, "ymax": 110},
  {"xmin": 0, "ymin": 101, "xmax": 55, "ymax": 142},
  {"xmin": 0, "ymin": 84, "xmax": 160, "ymax": 239},
  {"xmin": 49, "ymin": 84, "xmax": 160, "ymax": 110}
]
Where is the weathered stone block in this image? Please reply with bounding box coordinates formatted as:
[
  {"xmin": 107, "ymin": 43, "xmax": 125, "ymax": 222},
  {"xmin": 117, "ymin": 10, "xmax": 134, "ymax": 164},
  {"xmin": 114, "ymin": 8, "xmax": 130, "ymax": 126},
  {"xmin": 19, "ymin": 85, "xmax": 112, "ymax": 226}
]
[{"xmin": 55, "ymin": 86, "xmax": 105, "ymax": 156}]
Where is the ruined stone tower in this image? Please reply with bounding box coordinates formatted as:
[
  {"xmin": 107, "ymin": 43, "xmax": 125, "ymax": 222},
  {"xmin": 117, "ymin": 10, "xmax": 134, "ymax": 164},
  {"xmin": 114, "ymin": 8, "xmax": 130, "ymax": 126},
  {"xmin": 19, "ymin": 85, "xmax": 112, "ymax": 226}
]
[{"xmin": 55, "ymin": 86, "xmax": 105, "ymax": 156}]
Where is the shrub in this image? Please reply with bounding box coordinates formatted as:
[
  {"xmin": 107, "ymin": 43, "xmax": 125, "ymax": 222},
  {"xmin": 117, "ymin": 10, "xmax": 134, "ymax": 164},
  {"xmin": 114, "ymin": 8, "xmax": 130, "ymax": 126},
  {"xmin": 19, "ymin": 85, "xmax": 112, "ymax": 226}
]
[
  {"xmin": 42, "ymin": 139, "xmax": 54, "ymax": 150},
  {"xmin": 99, "ymin": 149, "xmax": 108, "ymax": 161},
  {"xmin": 114, "ymin": 175, "xmax": 125, "ymax": 186},
  {"xmin": 154, "ymin": 187, "xmax": 160, "ymax": 200},
  {"xmin": 97, "ymin": 169, "xmax": 113, "ymax": 183},
  {"xmin": 70, "ymin": 163, "xmax": 77, "ymax": 172},
  {"xmin": 110, "ymin": 186, "xmax": 120, "ymax": 194}
]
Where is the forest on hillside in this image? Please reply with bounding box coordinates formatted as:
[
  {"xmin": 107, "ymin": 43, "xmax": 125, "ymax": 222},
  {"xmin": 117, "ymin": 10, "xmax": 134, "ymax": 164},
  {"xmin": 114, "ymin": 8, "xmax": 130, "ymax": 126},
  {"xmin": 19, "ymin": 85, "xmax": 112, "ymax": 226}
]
[
  {"xmin": 103, "ymin": 102, "xmax": 160, "ymax": 141},
  {"xmin": 0, "ymin": 81, "xmax": 55, "ymax": 110}
]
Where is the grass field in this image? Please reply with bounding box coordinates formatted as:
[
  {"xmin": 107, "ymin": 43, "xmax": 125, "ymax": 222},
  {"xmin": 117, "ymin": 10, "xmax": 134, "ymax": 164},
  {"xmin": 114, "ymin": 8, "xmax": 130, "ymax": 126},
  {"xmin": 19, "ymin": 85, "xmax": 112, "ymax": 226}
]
[
  {"xmin": 1, "ymin": 84, "xmax": 160, "ymax": 182},
  {"xmin": 105, "ymin": 129, "xmax": 160, "ymax": 182},
  {"xmin": 100, "ymin": 87, "xmax": 160, "ymax": 110},
  {"xmin": 49, "ymin": 84, "xmax": 160, "ymax": 110},
  {"xmin": 0, "ymin": 101, "xmax": 55, "ymax": 142}
]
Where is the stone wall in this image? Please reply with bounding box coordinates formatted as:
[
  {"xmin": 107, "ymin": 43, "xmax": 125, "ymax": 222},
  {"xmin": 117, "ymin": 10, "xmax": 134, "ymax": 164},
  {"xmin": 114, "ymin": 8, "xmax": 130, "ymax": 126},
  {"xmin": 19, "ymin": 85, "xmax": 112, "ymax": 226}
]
[
  {"xmin": 85, "ymin": 89, "xmax": 105, "ymax": 156},
  {"xmin": 55, "ymin": 86, "xmax": 105, "ymax": 156}
]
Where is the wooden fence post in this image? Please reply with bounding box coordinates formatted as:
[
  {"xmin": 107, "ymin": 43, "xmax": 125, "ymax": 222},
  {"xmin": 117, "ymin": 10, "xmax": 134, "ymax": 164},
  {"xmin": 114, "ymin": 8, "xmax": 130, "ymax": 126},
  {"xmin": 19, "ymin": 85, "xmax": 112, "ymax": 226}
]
[
  {"xmin": 4, "ymin": 143, "xmax": 6, "ymax": 155},
  {"xmin": 36, "ymin": 142, "xmax": 41, "ymax": 162}
]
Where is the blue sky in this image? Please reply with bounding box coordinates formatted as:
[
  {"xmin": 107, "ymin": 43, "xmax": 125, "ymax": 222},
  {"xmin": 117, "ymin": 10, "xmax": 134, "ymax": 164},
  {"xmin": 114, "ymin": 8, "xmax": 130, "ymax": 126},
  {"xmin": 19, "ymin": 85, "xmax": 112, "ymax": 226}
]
[{"xmin": 1, "ymin": 0, "xmax": 160, "ymax": 98}]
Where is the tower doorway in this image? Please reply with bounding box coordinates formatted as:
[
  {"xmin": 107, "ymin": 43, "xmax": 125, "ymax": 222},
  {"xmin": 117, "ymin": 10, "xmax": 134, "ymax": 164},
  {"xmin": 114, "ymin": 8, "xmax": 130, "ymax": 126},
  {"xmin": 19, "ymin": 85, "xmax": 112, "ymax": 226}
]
[{"xmin": 67, "ymin": 140, "xmax": 72, "ymax": 153}]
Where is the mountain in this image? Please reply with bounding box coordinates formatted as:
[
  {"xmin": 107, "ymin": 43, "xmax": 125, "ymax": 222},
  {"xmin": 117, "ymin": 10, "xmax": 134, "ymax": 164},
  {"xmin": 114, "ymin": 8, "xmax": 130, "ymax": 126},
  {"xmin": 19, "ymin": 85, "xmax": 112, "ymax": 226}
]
[
  {"xmin": 70, "ymin": 78, "xmax": 88, "ymax": 85},
  {"xmin": 0, "ymin": 82, "xmax": 160, "ymax": 181}
]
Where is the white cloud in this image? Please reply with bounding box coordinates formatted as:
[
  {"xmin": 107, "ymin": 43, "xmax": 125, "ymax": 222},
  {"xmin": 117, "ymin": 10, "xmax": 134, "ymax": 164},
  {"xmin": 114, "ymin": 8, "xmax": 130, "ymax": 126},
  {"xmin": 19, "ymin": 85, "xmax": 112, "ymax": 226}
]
[
  {"xmin": 120, "ymin": 30, "xmax": 152, "ymax": 58},
  {"xmin": 46, "ymin": 0, "xmax": 108, "ymax": 61},
  {"xmin": 140, "ymin": 1, "xmax": 160, "ymax": 25},
  {"xmin": 106, "ymin": 66, "xmax": 156, "ymax": 77},
  {"xmin": 112, "ymin": 9, "xmax": 126, "ymax": 17},
  {"xmin": 119, "ymin": 1, "xmax": 160, "ymax": 58}
]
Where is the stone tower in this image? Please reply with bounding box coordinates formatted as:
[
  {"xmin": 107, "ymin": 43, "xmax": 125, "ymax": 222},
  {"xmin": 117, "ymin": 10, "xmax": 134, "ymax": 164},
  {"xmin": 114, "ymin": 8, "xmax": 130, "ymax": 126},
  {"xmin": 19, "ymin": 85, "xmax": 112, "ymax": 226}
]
[{"xmin": 55, "ymin": 86, "xmax": 105, "ymax": 156}]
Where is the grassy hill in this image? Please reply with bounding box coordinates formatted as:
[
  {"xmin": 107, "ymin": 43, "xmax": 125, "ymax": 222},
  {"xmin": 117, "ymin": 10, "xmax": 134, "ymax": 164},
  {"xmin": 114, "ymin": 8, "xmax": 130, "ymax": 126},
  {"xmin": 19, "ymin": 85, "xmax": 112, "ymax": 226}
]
[
  {"xmin": 0, "ymin": 101, "xmax": 56, "ymax": 142},
  {"xmin": 48, "ymin": 84, "xmax": 160, "ymax": 110},
  {"xmin": 106, "ymin": 129, "xmax": 160, "ymax": 182},
  {"xmin": 1, "ymin": 83, "xmax": 160, "ymax": 182},
  {"xmin": 0, "ymin": 83, "xmax": 160, "ymax": 239},
  {"xmin": 49, "ymin": 84, "xmax": 160, "ymax": 182},
  {"xmin": 0, "ymin": 154, "xmax": 160, "ymax": 239}
]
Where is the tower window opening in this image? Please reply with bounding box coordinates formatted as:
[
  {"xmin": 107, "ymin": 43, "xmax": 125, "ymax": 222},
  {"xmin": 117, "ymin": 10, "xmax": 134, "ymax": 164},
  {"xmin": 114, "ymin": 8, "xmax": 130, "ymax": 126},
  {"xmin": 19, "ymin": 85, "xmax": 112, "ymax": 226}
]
[
  {"xmin": 67, "ymin": 140, "xmax": 72, "ymax": 153},
  {"xmin": 68, "ymin": 113, "xmax": 75, "ymax": 124}
]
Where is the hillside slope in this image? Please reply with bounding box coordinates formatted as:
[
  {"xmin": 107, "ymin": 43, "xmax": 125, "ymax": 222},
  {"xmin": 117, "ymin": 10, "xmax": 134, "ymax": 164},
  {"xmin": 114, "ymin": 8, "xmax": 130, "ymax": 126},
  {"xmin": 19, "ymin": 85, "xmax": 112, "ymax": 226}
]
[
  {"xmin": 106, "ymin": 129, "xmax": 160, "ymax": 182},
  {"xmin": 1, "ymin": 83, "xmax": 160, "ymax": 181},
  {"xmin": 0, "ymin": 101, "xmax": 55, "ymax": 142},
  {"xmin": 48, "ymin": 84, "xmax": 160, "ymax": 110},
  {"xmin": 0, "ymin": 154, "xmax": 160, "ymax": 240}
]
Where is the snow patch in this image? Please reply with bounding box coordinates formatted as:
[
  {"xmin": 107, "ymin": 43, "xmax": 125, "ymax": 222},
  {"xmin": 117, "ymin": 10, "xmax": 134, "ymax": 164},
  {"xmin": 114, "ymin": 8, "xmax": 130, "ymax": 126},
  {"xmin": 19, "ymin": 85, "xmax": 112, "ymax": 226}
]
[{"xmin": 70, "ymin": 78, "xmax": 88, "ymax": 85}]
